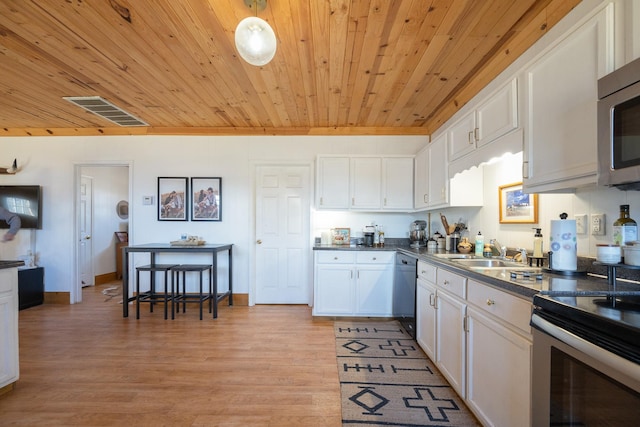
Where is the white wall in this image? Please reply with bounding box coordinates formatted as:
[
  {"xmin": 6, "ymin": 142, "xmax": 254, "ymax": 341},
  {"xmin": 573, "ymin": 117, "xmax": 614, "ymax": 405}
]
[{"xmin": 0, "ymin": 135, "xmax": 425, "ymax": 299}]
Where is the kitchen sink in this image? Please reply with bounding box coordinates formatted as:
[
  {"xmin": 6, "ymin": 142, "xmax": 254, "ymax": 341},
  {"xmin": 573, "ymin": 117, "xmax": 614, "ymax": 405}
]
[
  {"xmin": 432, "ymin": 253, "xmax": 476, "ymax": 259},
  {"xmin": 451, "ymin": 258, "xmax": 523, "ymax": 268}
]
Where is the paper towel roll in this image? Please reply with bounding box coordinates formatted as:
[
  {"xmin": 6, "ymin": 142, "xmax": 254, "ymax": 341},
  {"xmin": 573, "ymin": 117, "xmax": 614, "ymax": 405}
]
[{"xmin": 549, "ymin": 219, "xmax": 577, "ymax": 271}]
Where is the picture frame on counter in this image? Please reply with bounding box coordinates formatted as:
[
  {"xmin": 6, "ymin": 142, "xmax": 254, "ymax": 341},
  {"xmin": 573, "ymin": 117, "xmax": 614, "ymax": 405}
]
[
  {"xmin": 158, "ymin": 177, "xmax": 188, "ymax": 221},
  {"xmin": 332, "ymin": 228, "xmax": 350, "ymax": 245},
  {"xmin": 191, "ymin": 177, "xmax": 221, "ymax": 221},
  {"xmin": 499, "ymin": 182, "xmax": 538, "ymax": 224}
]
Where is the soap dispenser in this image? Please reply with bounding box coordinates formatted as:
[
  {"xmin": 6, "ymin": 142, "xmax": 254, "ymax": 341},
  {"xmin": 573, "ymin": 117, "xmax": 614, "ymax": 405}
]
[
  {"xmin": 533, "ymin": 228, "xmax": 543, "ymax": 258},
  {"xmin": 474, "ymin": 231, "xmax": 484, "ymax": 256}
]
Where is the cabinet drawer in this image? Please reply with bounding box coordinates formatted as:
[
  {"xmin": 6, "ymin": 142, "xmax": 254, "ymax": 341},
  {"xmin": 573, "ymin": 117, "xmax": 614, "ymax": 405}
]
[
  {"xmin": 356, "ymin": 251, "xmax": 394, "ymax": 264},
  {"xmin": 418, "ymin": 261, "xmax": 436, "ymax": 283},
  {"xmin": 436, "ymin": 268, "xmax": 466, "ymax": 299},
  {"xmin": 316, "ymin": 251, "xmax": 356, "ymax": 264},
  {"xmin": 467, "ymin": 279, "xmax": 532, "ymax": 334}
]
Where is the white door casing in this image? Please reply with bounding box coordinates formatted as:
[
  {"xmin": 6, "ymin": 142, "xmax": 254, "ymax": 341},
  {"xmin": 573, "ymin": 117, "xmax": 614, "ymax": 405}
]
[
  {"xmin": 254, "ymin": 164, "xmax": 311, "ymax": 304},
  {"xmin": 79, "ymin": 175, "xmax": 94, "ymax": 289}
]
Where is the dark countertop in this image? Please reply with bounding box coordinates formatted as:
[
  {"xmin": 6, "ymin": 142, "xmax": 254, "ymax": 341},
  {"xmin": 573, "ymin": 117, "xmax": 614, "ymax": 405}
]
[
  {"xmin": 314, "ymin": 243, "xmax": 640, "ymax": 301},
  {"xmin": 0, "ymin": 260, "xmax": 26, "ymax": 269}
]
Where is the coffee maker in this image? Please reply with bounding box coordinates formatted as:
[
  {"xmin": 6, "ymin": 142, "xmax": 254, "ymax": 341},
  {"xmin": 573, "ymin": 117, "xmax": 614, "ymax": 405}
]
[{"xmin": 410, "ymin": 220, "xmax": 427, "ymax": 247}]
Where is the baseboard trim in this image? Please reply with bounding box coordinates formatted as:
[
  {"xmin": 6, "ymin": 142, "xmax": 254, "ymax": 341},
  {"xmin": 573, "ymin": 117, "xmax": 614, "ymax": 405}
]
[
  {"xmin": 44, "ymin": 292, "xmax": 70, "ymax": 305},
  {"xmin": 232, "ymin": 293, "xmax": 248, "ymax": 306},
  {"xmin": 95, "ymin": 272, "xmax": 118, "ymax": 285}
]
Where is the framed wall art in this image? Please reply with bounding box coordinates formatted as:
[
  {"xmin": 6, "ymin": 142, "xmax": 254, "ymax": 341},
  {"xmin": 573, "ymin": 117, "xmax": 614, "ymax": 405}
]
[
  {"xmin": 158, "ymin": 177, "xmax": 188, "ymax": 221},
  {"xmin": 331, "ymin": 228, "xmax": 350, "ymax": 245},
  {"xmin": 191, "ymin": 177, "xmax": 221, "ymax": 221},
  {"xmin": 499, "ymin": 182, "xmax": 538, "ymax": 224}
]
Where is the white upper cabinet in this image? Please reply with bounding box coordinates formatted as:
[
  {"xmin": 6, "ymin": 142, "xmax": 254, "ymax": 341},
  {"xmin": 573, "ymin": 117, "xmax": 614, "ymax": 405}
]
[
  {"xmin": 476, "ymin": 79, "xmax": 518, "ymax": 148},
  {"xmin": 448, "ymin": 78, "xmax": 519, "ymax": 162},
  {"xmin": 382, "ymin": 157, "xmax": 414, "ymax": 210},
  {"xmin": 414, "ymin": 145, "xmax": 429, "ymax": 210},
  {"xmin": 448, "ymin": 111, "xmax": 477, "ymax": 162},
  {"xmin": 523, "ymin": 4, "xmax": 613, "ymax": 192},
  {"xmin": 317, "ymin": 155, "xmax": 414, "ymax": 211},
  {"xmin": 426, "ymin": 133, "xmax": 449, "ymax": 208},
  {"xmin": 350, "ymin": 157, "xmax": 382, "ymax": 210},
  {"xmin": 316, "ymin": 156, "xmax": 350, "ymax": 209}
]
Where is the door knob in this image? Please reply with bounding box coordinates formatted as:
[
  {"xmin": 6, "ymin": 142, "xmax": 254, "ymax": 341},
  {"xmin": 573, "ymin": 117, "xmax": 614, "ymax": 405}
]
[{"xmin": 84, "ymin": 235, "xmax": 91, "ymax": 240}]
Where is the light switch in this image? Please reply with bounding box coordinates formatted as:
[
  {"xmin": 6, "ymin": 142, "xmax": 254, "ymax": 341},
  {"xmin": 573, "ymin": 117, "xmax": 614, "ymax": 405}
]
[
  {"xmin": 575, "ymin": 214, "xmax": 587, "ymax": 234},
  {"xmin": 142, "ymin": 195, "xmax": 154, "ymax": 205}
]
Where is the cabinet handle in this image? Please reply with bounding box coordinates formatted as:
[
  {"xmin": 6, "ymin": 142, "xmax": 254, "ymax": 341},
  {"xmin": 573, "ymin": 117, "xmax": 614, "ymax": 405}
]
[
  {"xmin": 424, "ymin": 194, "xmax": 428, "ymax": 203},
  {"xmin": 474, "ymin": 127, "xmax": 479, "ymax": 141},
  {"xmin": 372, "ymin": 257, "xmax": 377, "ymax": 261},
  {"xmin": 486, "ymin": 299, "xmax": 495, "ymax": 306},
  {"xmin": 320, "ymin": 197, "xmax": 323, "ymax": 205},
  {"xmin": 352, "ymin": 197, "xmax": 355, "ymax": 206},
  {"xmin": 522, "ymin": 161, "xmax": 529, "ymax": 179},
  {"xmin": 468, "ymin": 131, "xmax": 473, "ymax": 144},
  {"xmin": 384, "ymin": 197, "xmax": 387, "ymax": 206},
  {"xmin": 443, "ymin": 280, "xmax": 449, "ymax": 285},
  {"xmin": 421, "ymin": 270, "xmax": 427, "ymax": 275},
  {"xmin": 429, "ymin": 293, "xmax": 435, "ymax": 307},
  {"xmin": 334, "ymin": 257, "xmax": 338, "ymax": 260}
]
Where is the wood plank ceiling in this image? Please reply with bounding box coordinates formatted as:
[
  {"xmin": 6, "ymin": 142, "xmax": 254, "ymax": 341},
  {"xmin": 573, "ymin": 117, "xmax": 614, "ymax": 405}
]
[{"xmin": 0, "ymin": 0, "xmax": 580, "ymax": 137}]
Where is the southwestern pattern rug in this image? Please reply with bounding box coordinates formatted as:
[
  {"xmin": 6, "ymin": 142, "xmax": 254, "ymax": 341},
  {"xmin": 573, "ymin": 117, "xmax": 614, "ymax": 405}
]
[{"xmin": 335, "ymin": 320, "xmax": 480, "ymax": 427}]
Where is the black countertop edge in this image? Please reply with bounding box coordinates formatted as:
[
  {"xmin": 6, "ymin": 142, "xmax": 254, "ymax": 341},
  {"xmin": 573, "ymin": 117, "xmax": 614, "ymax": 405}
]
[{"xmin": 0, "ymin": 260, "xmax": 26, "ymax": 269}]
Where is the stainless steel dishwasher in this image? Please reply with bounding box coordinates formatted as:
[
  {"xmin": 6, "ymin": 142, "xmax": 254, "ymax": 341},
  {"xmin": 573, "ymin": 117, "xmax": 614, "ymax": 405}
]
[{"xmin": 393, "ymin": 252, "xmax": 417, "ymax": 338}]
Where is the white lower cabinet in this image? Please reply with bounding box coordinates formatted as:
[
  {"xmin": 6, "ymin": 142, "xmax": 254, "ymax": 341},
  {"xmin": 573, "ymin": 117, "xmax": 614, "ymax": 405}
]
[
  {"xmin": 313, "ymin": 250, "xmax": 394, "ymax": 317},
  {"xmin": 0, "ymin": 268, "xmax": 19, "ymax": 389},
  {"xmin": 415, "ymin": 263, "xmax": 533, "ymax": 426},
  {"xmin": 465, "ymin": 279, "xmax": 532, "ymax": 427}
]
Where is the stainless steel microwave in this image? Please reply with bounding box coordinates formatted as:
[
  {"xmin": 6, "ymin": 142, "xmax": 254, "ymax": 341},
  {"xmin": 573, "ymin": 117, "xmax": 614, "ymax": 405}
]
[{"xmin": 598, "ymin": 56, "xmax": 640, "ymax": 190}]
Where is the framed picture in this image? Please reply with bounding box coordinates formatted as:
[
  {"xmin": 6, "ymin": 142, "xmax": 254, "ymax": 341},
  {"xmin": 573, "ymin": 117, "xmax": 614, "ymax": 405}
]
[
  {"xmin": 332, "ymin": 228, "xmax": 350, "ymax": 245},
  {"xmin": 191, "ymin": 177, "xmax": 221, "ymax": 221},
  {"xmin": 499, "ymin": 182, "xmax": 538, "ymax": 224},
  {"xmin": 158, "ymin": 177, "xmax": 188, "ymax": 221}
]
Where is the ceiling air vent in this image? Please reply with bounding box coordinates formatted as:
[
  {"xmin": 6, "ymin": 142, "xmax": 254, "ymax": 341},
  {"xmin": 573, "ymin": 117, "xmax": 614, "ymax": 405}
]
[{"xmin": 63, "ymin": 96, "xmax": 148, "ymax": 127}]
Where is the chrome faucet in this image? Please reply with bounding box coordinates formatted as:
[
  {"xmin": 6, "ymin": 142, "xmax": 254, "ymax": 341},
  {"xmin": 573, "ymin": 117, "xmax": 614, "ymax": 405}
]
[
  {"xmin": 517, "ymin": 248, "xmax": 528, "ymax": 264},
  {"xmin": 489, "ymin": 239, "xmax": 507, "ymax": 259}
]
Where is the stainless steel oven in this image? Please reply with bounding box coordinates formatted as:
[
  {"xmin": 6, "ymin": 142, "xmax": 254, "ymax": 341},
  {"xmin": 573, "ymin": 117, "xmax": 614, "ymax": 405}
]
[
  {"xmin": 531, "ymin": 293, "xmax": 640, "ymax": 426},
  {"xmin": 598, "ymin": 56, "xmax": 640, "ymax": 190}
]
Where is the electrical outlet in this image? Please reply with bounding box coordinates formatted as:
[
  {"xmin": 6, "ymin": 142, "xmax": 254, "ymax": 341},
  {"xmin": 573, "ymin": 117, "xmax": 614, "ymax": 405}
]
[
  {"xmin": 575, "ymin": 214, "xmax": 587, "ymax": 234},
  {"xmin": 591, "ymin": 213, "xmax": 606, "ymax": 235}
]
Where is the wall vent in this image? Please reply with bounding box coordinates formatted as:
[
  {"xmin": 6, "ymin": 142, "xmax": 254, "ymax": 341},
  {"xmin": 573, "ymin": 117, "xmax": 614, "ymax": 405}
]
[{"xmin": 63, "ymin": 96, "xmax": 148, "ymax": 127}]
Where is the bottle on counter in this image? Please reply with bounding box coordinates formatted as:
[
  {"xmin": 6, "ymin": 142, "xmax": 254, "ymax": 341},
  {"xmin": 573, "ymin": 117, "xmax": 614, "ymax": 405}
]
[
  {"xmin": 613, "ymin": 204, "xmax": 638, "ymax": 246},
  {"xmin": 533, "ymin": 228, "xmax": 543, "ymax": 258},
  {"xmin": 378, "ymin": 225, "xmax": 385, "ymax": 247},
  {"xmin": 474, "ymin": 231, "xmax": 484, "ymax": 256}
]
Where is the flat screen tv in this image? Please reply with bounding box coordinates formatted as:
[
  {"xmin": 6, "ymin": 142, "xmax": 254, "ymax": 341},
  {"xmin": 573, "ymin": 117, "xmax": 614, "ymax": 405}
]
[{"xmin": 0, "ymin": 185, "xmax": 42, "ymax": 230}]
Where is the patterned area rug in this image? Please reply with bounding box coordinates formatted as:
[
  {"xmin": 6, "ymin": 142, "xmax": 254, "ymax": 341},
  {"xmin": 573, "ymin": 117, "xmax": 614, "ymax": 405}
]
[{"xmin": 335, "ymin": 320, "xmax": 480, "ymax": 427}]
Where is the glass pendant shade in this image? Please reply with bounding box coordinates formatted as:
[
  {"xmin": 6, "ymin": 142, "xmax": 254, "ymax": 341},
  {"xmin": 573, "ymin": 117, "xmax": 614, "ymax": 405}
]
[{"xmin": 234, "ymin": 16, "xmax": 277, "ymax": 66}]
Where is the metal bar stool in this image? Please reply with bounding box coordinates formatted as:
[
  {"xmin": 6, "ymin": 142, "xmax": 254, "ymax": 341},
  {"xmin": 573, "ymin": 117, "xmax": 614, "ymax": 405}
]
[
  {"xmin": 135, "ymin": 264, "xmax": 178, "ymax": 319},
  {"xmin": 171, "ymin": 264, "xmax": 213, "ymax": 320}
]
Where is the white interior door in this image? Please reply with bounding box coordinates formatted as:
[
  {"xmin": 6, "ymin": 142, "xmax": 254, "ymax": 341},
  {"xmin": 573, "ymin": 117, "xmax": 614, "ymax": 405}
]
[
  {"xmin": 79, "ymin": 175, "xmax": 94, "ymax": 288},
  {"xmin": 255, "ymin": 165, "xmax": 310, "ymax": 304}
]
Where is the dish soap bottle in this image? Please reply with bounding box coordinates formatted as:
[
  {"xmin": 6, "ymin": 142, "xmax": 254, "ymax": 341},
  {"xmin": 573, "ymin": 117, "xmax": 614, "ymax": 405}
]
[
  {"xmin": 613, "ymin": 204, "xmax": 638, "ymax": 245},
  {"xmin": 474, "ymin": 231, "xmax": 484, "ymax": 256},
  {"xmin": 533, "ymin": 228, "xmax": 543, "ymax": 258}
]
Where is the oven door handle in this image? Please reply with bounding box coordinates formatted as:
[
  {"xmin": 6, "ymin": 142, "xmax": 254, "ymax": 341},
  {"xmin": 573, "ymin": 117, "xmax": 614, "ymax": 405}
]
[{"xmin": 531, "ymin": 313, "xmax": 640, "ymax": 381}]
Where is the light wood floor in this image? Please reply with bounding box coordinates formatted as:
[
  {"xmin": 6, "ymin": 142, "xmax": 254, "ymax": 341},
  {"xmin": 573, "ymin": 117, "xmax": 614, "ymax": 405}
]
[{"xmin": 0, "ymin": 283, "xmax": 342, "ymax": 426}]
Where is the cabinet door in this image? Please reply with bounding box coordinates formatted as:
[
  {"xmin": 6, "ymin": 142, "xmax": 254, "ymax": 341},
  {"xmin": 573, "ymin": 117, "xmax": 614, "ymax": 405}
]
[
  {"xmin": 0, "ymin": 269, "xmax": 19, "ymax": 388},
  {"xmin": 427, "ymin": 133, "xmax": 448, "ymax": 207},
  {"xmin": 523, "ymin": 6, "xmax": 613, "ymax": 192},
  {"xmin": 382, "ymin": 157, "xmax": 414, "ymax": 210},
  {"xmin": 416, "ymin": 278, "xmax": 437, "ymax": 361},
  {"xmin": 355, "ymin": 265, "xmax": 394, "ymax": 316},
  {"xmin": 436, "ymin": 289, "xmax": 466, "ymax": 398},
  {"xmin": 314, "ymin": 265, "xmax": 354, "ymax": 315},
  {"xmin": 476, "ymin": 79, "xmax": 518, "ymax": 147},
  {"xmin": 316, "ymin": 157, "xmax": 350, "ymax": 209},
  {"xmin": 414, "ymin": 146, "xmax": 429, "ymax": 210},
  {"xmin": 350, "ymin": 157, "xmax": 382, "ymax": 209},
  {"xmin": 448, "ymin": 112, "xmax": 476, "ymax": 162},
  {"xmin": 467, "ymin": 307, "xmax": 532, "ymax": 427}
]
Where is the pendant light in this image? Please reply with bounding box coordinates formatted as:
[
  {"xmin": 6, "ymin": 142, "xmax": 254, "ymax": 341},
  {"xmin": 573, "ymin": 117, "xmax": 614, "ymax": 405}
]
[{"xmin": 234, "ymin": 0, "xmax": 277, "ymax": 66}]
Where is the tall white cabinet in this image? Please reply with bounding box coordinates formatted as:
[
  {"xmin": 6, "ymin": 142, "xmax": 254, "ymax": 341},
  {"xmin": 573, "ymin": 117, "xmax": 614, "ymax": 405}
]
[
  {"xmin": 0, "ymin": 267, "xmax": 19, "ymax": 391},
  {"xmin": 523, "ymin": 4, "xmax": 614, "ymax": 192}
]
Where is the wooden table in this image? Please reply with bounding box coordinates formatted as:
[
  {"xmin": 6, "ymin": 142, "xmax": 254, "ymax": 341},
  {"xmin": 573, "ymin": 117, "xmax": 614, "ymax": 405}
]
[{"xmin": 121, "ymin": 243, "xmax": 233, "ymax": 318}]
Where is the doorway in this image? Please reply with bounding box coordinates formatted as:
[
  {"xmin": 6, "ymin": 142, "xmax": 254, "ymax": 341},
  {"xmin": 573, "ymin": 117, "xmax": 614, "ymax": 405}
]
[
  {"xmin": 73, "ymin": 163, "xmax": 131, "ymax": 304},
  {"xmin": 253, "ymin": 163, "xmax": 312, "ymax": 304}
]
